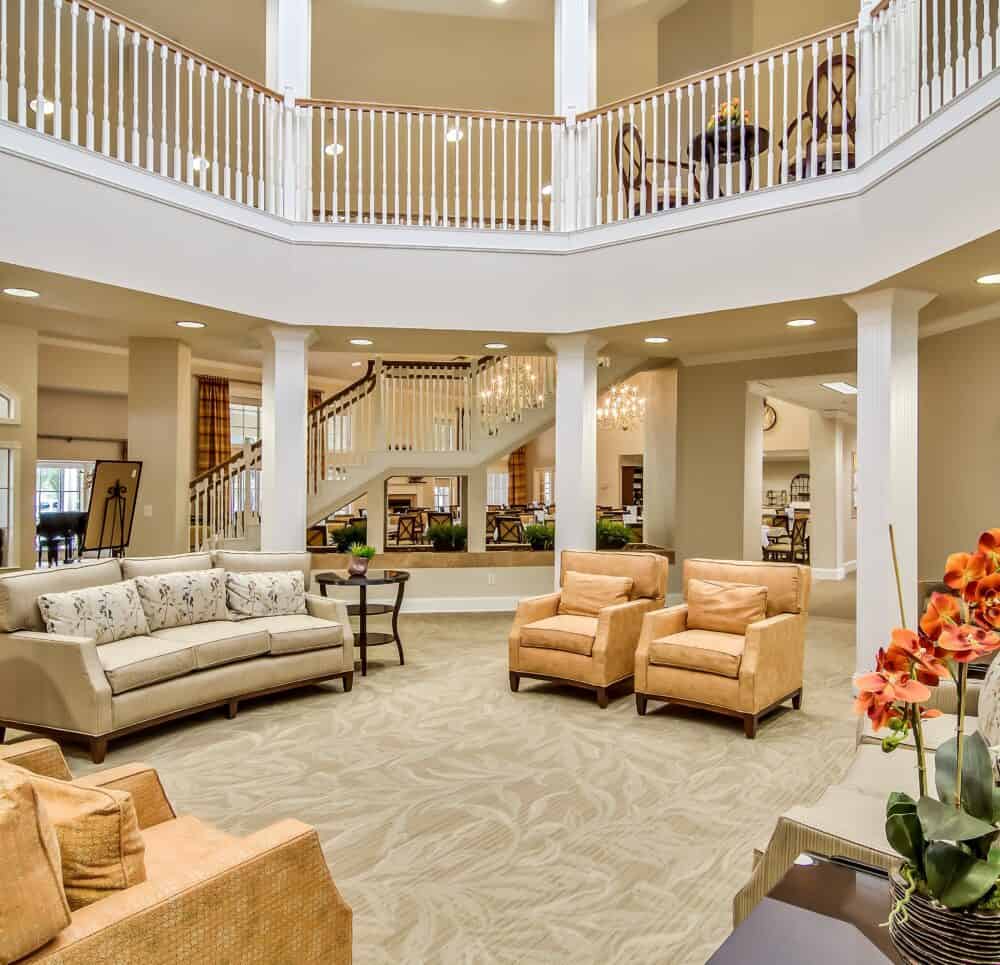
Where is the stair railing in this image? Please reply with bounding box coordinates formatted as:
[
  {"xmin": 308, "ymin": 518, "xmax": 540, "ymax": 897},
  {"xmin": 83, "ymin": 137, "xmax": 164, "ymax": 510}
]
[{"xmin": 188, "ymin": 440, "xmax": 261, "ymax": 550}]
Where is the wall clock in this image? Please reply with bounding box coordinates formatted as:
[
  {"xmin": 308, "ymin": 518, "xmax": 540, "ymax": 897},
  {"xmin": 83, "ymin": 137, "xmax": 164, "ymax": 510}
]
[{"xmin": 763, "ymin": 401, "xmax": 778, "ymax": 432}]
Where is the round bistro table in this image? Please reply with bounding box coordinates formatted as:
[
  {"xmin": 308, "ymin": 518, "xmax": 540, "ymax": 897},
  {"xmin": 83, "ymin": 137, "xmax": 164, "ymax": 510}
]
[{"xmin": 316, "ymin": 569, "xmax": 410, "ymax": 677}]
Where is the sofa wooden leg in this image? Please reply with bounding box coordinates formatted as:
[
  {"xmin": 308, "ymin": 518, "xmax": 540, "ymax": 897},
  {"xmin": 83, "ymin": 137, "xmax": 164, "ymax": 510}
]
[
  {"xmin": 596, "ymin": 687, "xmax": 609, "ymax": 709},
  {"xmin": 343, "ymin": 671, "xmax": 354, "ymax": 693},
  {"xmin": 743, "ymin": 715, "xmax": 758, "ymax": 739},
  {"xmin": 89, "ymin": 737, "xmax": 108, "ymax": 764},
  {"xmin": 792, "ymin": 690, "xmax": 803, "ymax": 710},
  {"xmin": 635, "ymin": 693, "xmax": 648, "ymax": 716},
  {"xmin": 225, "ymin": 700, "xmax": 239, "ymax": 720},
  {"xmin": 509, "ymin": 672, "xmax": 520, "ymax": 693}
]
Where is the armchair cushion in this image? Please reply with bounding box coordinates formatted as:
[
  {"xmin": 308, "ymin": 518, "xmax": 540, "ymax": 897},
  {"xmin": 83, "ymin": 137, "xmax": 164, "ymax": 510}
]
[
  {"xmin": 0, "ymin": 760, "xmax": 146, "ymax": 911},
  {"xmin": 521, "ymin": 615, "xmax": 599, "ymax": 656},
  {"xmin": 37, "ymin": 580, "xmax": 150, "ymax": 645},
  {"xmin": 649, "ymin": 628, "xmax": 746, "ymax": 679},
  {"xmin": 687, "ymin": 579, "xmax": 767, "ymax": 635},
  {"xmin": 558, "ymin": 571, "xmax": 633, "ymax": 617},
  {"xmin": 0, "ymin": 766, "xmax": 72, "ymax": 963},
  {"xmin": 133, "ymin": 569, "xmax": 228, "ymax": 631}
]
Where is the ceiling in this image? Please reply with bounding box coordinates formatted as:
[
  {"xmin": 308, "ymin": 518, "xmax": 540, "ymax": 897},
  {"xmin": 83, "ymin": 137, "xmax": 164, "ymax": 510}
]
[{"xmin": 762, "ymin": 373, "xmax": 858, "ymax": 416}]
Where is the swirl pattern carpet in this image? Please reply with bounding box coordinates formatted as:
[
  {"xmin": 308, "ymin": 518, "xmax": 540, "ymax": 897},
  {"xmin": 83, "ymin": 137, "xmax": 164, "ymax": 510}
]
[{"xmin": 52, "ymin": 612, "xmax": 858, "ymax": 965}]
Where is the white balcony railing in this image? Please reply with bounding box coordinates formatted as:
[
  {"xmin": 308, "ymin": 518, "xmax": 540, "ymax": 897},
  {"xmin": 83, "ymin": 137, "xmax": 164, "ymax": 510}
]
[{"xmin": 2, "ymin": 0, "xmax": 998, "ymax": 231}]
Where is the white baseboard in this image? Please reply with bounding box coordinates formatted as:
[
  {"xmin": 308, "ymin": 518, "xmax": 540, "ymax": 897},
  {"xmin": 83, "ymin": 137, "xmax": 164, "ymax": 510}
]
[
  {"xmin": 399, "ymin": 596, "xmax": 521, "ymax": 614},
  {"xmin": 812, "ymin": 562, "xmax": 856, "ymax": 581}
]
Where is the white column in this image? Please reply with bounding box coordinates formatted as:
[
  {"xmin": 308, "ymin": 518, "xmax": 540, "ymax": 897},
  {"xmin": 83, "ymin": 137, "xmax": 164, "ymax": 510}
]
[
  {"xmin": 846, "ymin": 288, "xmax": 934, "ymax": 671},
  {"xmin": 259, "ymin": 326, "xmax": 313, "ymax": 552},
  {"xmin": 548, "ymin": 334, "xmax": 606, "ymax": 575},
  {"xmin": 642, "ymin": 365, "xmax": 678, "ymax": 549},
  {"xmin": 741, "ymin": 384, "xmax": 766, "ymax": 560},
  {"xmin": 266, "ymin": 0, "xmax": 311, "ymax": 97}
]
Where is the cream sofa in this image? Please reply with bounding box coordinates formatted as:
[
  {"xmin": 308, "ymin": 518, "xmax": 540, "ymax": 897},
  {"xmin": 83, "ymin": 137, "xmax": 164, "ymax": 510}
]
[{"xmin": 0, "ymin": 551, "xmax": 354, "ymax": 763}]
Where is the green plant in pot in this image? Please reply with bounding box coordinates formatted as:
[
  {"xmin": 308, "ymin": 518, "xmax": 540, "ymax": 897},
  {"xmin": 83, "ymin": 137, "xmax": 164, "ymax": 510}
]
[
  {"xmin": 524, "ymin": 522, "xmax": 555, "ymax": 551},
  {"xmin": 426, "ymin": 522, "xmax": 468, "ymax": 552},
  {"xmin": 347, "ymin": 542, "xmax": 376, "ymax": 577},
  {"xmin": 596, "ymin": 519, "xmax": 634, "ymax": 550},
  {"xmin": 332, "ymin": 522, "xmax": 367, "ymax": 553},
  {"xmin": 856, "ymin": 528, "xmax": 1000, "ymax": 965}
]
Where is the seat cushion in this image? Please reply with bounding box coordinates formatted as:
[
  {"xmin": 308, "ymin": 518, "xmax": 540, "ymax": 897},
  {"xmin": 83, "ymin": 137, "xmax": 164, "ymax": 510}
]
[
  {"xmin": 98, "ymin": 636, "xmax": 198, "ymax": 695},
  {"xmin": 0, "ymin": 767, "xmax": 72, "ymax": 963},
  {"xmin": 141, "ymin": 814, "xmax": 236, "ymax": 882},
  {"xmin": 151, "ymin": 621, "xmax": 270, "ymax": 670},
  {"xmin": 521, "ymin": 615, "xmax": 599, "ymax": 657},
  {"xmin": 37, "ymin": 579, "xmax": 150, "ymax": 644},
  {"xmin": 649, "ymin": 629, "xmax": 746, "ymax": 679},
  {"xmin": 236, "ymin": 614, "xmax": 344, "ymax": 656},
  {"xmin": 558, "ymin": 571, "xmax": 633, "ymax": 617},
  {"xmin": 133, "ymin": 569, "xmax": 228, "ymax": 631},
  {"xmin": 687, "ymin": 579, "xmax": 767, "ymax": 635}
]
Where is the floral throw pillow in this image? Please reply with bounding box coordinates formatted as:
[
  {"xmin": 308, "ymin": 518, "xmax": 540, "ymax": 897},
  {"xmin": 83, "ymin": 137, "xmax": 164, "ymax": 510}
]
[
  {"xmin": 226, "ymin": 571, "xmax": 308, "ymax": 619},
  {"xmin": 132, "ymin": 569, "xmax": 228, "ymax": 632},
  {"xmin": 38, "ymin": 581, "xmax": 150, "ymax": 645}
]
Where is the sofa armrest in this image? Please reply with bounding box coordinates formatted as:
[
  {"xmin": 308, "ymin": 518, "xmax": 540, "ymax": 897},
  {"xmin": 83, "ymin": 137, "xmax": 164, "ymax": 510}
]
[
  {"xmin": 508, "ymin": 592, "xmax": 561, "ymax": 670},
  {"xmin": 24, "ymin": 820, "xmax": 353, "ymax": 965},
  {"xmin": 306, "ymin": 593, "xmax": 355, "ymax": 671},
  {"xmin": 0, "ymin": 632, "xmax": 113, "ymax": 736},
  {"xmin": 740, "ymin": 613, "xmax": 806, "ymax": 713},
  {"xmin": 634, "ymin": 605, "xmax": 688, "ymax": 693},
  {"xmin": 0, "ymin": 738, "xmax": 72, "ymax": 779},
  {"xmin": 594, "ymin": 599, "xmax": 658, "ymax": 683},
  {"xmin": 74, "ymin": 763, "xmax": 175, "ymax": 829}
]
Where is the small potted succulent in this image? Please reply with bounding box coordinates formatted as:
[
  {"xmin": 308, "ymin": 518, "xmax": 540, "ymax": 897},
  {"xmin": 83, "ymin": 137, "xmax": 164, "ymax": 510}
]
[{"xmin": 347, "ymin": 542, "xmax": 376, "ymax": 577}]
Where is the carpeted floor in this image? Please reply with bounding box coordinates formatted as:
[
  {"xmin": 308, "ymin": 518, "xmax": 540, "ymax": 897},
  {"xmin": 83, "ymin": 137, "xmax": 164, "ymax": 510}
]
[
  {"xmin": 809, "ymin": 572, "xmax": 857, "ymax": 621},
  {"xmin": 30, "ymin": 612, "xmax": 858, "ymax": 965}
]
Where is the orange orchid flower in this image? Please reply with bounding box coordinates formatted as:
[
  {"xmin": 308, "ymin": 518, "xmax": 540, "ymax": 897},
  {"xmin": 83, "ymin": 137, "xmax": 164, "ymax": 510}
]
[
  {"xmin": 919, "ymin": 591, "xmax": 962, "ymax": 641},
  {"xmin": 937, "ymin": 624, "xmax": 1000, "ymax": 663},
  {"xmin": 887, "ymin": 628, "xmax": 949, "ymax": 682},
  {"xmin": 944, "ymin": 551, "xmax": 987, "ymax": 596},
  {"xmin": 854, "ymin": 647, "xmax": 933, "ymax": 732},
  {"xmin": 972, "ymin": 572, "xmax": 1000, "ymax": 631}
]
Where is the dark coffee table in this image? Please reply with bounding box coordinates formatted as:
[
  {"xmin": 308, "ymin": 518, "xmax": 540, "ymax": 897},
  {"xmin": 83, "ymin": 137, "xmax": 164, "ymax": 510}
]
[
  {"xmin": 710, "ymin": 855, "xmax": 903, "ymax": 964},
  {"xmin": 316, "ymin": 569, "xmax": 410, "ymax": 677},
  {"xmin": 690, "ymin": 124, "xmax": 770, "ymax": 199}
]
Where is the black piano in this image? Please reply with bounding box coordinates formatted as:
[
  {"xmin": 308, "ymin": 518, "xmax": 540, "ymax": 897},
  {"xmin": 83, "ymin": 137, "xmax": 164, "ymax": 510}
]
[{"xmin": 36, "ymin": 511, "xmax": 88, "ymax": 566}]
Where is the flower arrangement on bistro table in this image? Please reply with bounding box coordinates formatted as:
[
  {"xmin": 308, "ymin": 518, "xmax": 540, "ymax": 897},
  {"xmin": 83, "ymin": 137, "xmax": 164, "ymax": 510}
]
[
  {"xmin": 706, "ymin": 97, "xmax": 752, "ymax": 131},
  {"xmin": 855, "ymin": 528, "xmax": 1000, "ymax": 918}
]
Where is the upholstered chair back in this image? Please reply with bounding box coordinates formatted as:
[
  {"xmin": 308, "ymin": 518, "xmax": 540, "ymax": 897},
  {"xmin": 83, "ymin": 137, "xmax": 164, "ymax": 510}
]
[
  {"xmin": 560, "ymin": 550, "xmax": 668, "ymax": 605},
  {"xmin": 0, "ymin": 559, "xmax": 123, "ymax": 633},
  {"xmin": 682, "ymin": 558, "xmax": 811, "ymax": 618}
]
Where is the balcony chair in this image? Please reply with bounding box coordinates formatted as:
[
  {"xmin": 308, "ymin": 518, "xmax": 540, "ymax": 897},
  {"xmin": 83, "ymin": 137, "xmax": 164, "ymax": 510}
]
[
  {"xmin": 634, "ymin": 559, "xmax": 810, "ymax": 737},
  {"xmin": 779, "ymin": 54, "xmax": 856, "ymax": 180},
  {"xmin": 508, "ymin": 550, "xmax": 668, "ymax": 708},
  {"xmin": 615, "ymin": 122, "xmax": 701, "ymax": 215},
  {"xmin": 495, "ymin": 515, "xmax": 525, "ymax": 544}
]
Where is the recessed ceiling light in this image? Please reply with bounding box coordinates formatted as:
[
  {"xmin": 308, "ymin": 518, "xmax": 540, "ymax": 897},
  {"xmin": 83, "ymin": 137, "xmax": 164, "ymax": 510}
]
[
  {"xmin": 2, "ymin": 287, "xmax": 39, "ymax": 298},
  {"xmin": 349, "ymin": 338, "xmax": 374, "ymax": 346},
  {"xmin": 977, "ymin": 274, "xmax": 1000, "ymax": 285},
  {"xmin": 445, "ymin": 127, "xmax": 465, "ymax": 143},
  {"xmin": 821, "ymin": 381, "xmax": 858, "ymax": 395},
  {"xmin": 351, "ymin": 361, "xmax": 363, "ymax": 367},
  {"xmin": 786, "ymin": 318, "xmax": 817, "ymax": 328},
  {"xmin": 490, "ymin": 0, "xmax": 509, "ymax": 5},
  {"xmin": 541, "ymin": 184, "xmax": 553, "ymax": 197},
  {"xmin": 644, "ymin": 336, "xmax": 671, "ymax": 344},
  {"xmin": 484, "ymin": 342, "xmax": 508, "ymax": 350},
  {"xmin": 29, "ymin": 96, "xmax": 54, "ymax": 116},
  {"xmin": 176, "ymin": 320, "xmax": 206, "ymax": 329},
  {"xmin": 324, "ymin": 143, "xmax": 345, "ymax": 157}
]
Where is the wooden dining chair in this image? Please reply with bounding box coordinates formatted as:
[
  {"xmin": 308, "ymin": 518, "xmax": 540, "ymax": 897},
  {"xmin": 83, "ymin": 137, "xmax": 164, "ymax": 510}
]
[
  {"xmin": 496, "ymin": 515, "xmax": 525, "ymax": 544},
  {"xmin": 600, "ymin": 510, "xmax": 626, "ymax": 523},
  {"xmin": 426, "ymin": 510, "xmax": 453, "ymax": 531},
  {"xmin": 616, "ymin": 122, "xmax": 701, "ymax": 215},
  {"xmin": 394, "ymin": 513, "xmax": 421, "ymax": 545}
]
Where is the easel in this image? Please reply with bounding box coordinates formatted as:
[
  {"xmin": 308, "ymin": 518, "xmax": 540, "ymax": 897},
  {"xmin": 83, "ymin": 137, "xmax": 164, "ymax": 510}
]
[
  {"xmin": 81, "ymin": 460, "xmax": 142, "ymax": 559},
  {"xmin": 96, "ymin": 480, "xmax": 129, "ymax": 559}
]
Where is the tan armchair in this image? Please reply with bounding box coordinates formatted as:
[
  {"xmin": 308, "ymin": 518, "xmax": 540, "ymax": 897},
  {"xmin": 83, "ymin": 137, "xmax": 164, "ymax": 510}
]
[
  {"xmin": 0, "ymin": 739, "xmax": 352, "ymax": 964},
  {"xmin": 508, "ymin": 550, "xmax": 668, "ymax": 708},
  {"xmin": 634, "ymin": 559, "xmax": 810, "ymax": 737}
]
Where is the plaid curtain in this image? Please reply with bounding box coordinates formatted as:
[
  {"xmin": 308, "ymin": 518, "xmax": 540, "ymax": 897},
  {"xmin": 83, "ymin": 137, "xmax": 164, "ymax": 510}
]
[
  {"xmin": 308, "ymin": 388, "xmax": 323, "ymax": 410},
  {"xmin": 196, "ymin": 376, "xmax": 231, "ymax": 473},
  {"xmin": 508, "ymin": 446, "xmax": 528, "ymax": 505}
]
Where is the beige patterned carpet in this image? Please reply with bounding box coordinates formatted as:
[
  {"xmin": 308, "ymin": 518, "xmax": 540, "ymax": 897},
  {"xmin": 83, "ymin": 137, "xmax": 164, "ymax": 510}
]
[{"xmin": 40, "ymin": 612, "xmax": 857, "ymax": 965}]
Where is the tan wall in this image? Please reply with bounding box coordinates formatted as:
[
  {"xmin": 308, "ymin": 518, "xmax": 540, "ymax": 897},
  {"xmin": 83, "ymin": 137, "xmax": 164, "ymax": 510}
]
[
  {"xmin": 37, "ymin": 389, "xmax": 127, "ymax": 462},
  {"xmin": 597, "ymin": 10, "xmax": 661, "ymax": 105},
  {"xmin": 0, "ymin": 325, "xmax": 39, "ymax": 570},
  {"xmin": 38, "ymin": 343, "xmax": 128, "ymax": 395},
  {"xmin": 762, "ymin": 457, "xmax": 810, "ymax": 500},
  {"xmin": 764, "ymin": 397, "xmax": 810, "ymax": 452}
]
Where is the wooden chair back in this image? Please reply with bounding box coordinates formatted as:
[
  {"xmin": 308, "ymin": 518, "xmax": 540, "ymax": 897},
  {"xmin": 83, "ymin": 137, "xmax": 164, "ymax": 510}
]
[
  {"xmin": 614, "ymin": 122, "xmax": 700, "ymax": 213},
  {"xmin": 395, "ymin": 513, "xmax": 421, "ymax": 544},
  {"xmin": 426, "ymin": 510, "xmax": 453, "ymax": 530},
  {"xmin": 781, "ymin": 54, "xmax": 856, "ymax": 170},
  {"xmin": 496, "ymin": 515, "xmax": 525, "ymax": 544}
]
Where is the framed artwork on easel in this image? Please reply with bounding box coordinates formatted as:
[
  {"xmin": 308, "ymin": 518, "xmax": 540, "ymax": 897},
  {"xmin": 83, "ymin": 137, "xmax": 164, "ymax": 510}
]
[{"xmin": 81, "ymin": 460, "xmax": 143, "ymax": 558}]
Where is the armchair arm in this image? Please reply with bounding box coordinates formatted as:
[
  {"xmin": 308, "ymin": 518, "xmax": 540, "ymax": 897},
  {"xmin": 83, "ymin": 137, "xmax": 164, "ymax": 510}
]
[
  {"xmin": 306, "ymin": 594, "xmax": 355, "ymax": 671},
  {"xmin": 0, "ymin": 631, "xmax": 113, "ymax": 735},
  {"xmin": 24, "ymin": 820, "xmax": 353, "ymax": 965},
  {"xmin": 594, "ymin": 598, "xmax": 659, "ymax": 683},
  {"xmin": 634, "ymin": 604, "xmax": 688, "ymax": 692},
  {"xmin": 508, "ymin": 592, "xmax": 561, "ymax": 670},
  {"xmin": 740, "ymin": 613, "xmax": 806, "ymax": 713},
  {"xmin": 74, "ymin": 763, "xmax": 175, "ymax": 829},
  {"xmin": 0, "ymin": 737, "xmax": 72, "ymax": 779}
]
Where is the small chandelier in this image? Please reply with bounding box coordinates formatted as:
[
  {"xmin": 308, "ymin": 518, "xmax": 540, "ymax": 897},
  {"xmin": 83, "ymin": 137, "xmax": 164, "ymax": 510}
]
[
  {"xmin": 597, "ymin": 382, "xmax": 645, "ymax": 431},
  {"xmin": 478, "ymin": 355, "xmax": 556, "ymax": 435}
]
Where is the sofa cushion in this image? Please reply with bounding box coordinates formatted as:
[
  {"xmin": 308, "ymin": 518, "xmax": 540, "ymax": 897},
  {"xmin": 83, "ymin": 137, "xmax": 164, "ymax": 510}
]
[
  {"xmin": 133, "ymin": 568, "xmax": 228, "ymax": 631},
  {"xmin": 686, "ymin": 579, "xmax": 767, "ymax": 636},
  {"xmin": 649, "ymin": 629, "xmax": 746, "ymax": 678},
  {"xmin": 151, "ymin": 621, "xmax": 270, "ymax": 669},
  {"xmin": 98, "ymin": 636, "xmax": 198, "ymax": 695},
  {"xmin": 0, "ymin": 766, "xmax": 72, "ymax": 962},
  {"xmin": 121, "ymin": 552, "xmax": 213, "ymax": 580},
  {"xmin": 521, "ymin": 615, "xmax": 599, "ymax": 656},
  {"xmin": 214, "ymin": 550, "xmax": 312, "ymax": 576},
  {"xmin": 236, "ymin": 614, "xmax": 344, "ymax": 656},
  {"xmin": 558, "ymin": 571, "xmax": 633, "ymax": 618},
  {"xmin": 38, "ymin": 579, "xmax": 150, "ymax": 645},
  {"xmin": 226, "ymin": 570, "xmax": 308, "ymax": 619},
  {"xmin": 0, "ymin": 559, "xmax": 124, "ymax": 633},
  {"xmin": 0, "ymin": 761, "xmax": 146, "ymax": 911}
]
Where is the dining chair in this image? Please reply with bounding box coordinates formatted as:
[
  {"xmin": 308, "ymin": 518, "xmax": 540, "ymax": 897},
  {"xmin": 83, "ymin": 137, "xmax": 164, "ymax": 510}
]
[
  {"xmin": 496, "ymin": 515, "xmax": 525, "ymax": 544},
  {"xmin": 486, "ymin": 511, "xmax": 499, "ymax": 544},
  {"xmin": 394, "ymin": 513, "xmax": 421, "ymax": 545},
  {"xmin": 616, "ymin": 122, "xmax": 701, "ymax": 215},
  {"xmin": 426, "ymin": 510, "xmax": 453, "ymax": 531}
]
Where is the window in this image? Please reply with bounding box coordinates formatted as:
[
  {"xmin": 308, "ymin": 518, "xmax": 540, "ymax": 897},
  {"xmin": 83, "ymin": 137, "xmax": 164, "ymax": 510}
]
[
  {"xmin": 536, "ymin": 468, "xmax": 554, "ymax": 505},
  {"xmin": 0, "ymin": 448, "xmax": 12, "ymax": 567},
  {"xmin": 230, "ymin": 402, "xmax": 261, "ymax": 446},
  {"xmin": 433, "ymin": 484, "xmax": 451, "ymax": 511},
  {"xmin": 36, "ymin": 463, "xmax": 87, "ymax": 517},
  {"xmin": 0, "ymin": 393, "xmax": 10, "ymax": 420},
  {"xmin": 487, "ymin": 472, "xmax": 509, "ymax": 506}
]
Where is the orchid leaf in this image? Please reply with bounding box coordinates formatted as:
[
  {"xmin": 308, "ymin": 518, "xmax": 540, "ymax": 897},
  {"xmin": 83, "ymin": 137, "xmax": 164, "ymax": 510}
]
[
  {"xmin": 925, "ymin": 841, "xmax": 1000, "ymax": 908},
  {"xmin": 918, "ymin": 795, "xmax": 996, "ymax": 842},
  {"xmin": 886, "ymin": 810, "xmax": 925, "ymax": 872},
  {"xmin": 886, "ymin": 791, "xmax": 917, "ymax": 820},
  {"xmin": 935, "ymin": 733, "xmax": 997, "ymax": 822}
]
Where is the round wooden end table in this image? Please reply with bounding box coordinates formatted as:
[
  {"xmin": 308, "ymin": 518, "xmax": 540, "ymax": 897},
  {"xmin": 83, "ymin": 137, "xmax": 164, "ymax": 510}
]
[{"xmin": 316, "ymin": 569, "xmax": 410, "ymax": 677}]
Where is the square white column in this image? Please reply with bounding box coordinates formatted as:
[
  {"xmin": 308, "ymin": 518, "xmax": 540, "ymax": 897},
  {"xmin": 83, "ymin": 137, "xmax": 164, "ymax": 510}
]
[
  {"xmin": 846, "ymin": 289, "xmax": 934, "ymax": 671},
  {"xmin": 554, "ymin": 0, "xmax": 597, "ymax": 115},
  {"xmin": 548, "ymin": 334, "xmax": 606, "ymax": 573},
  {"xmin": 260, "ymin": 326, "xmax": 313, "ymax": 552},
  {"xmin": 266, "ymin": 0, "xmax": 311, "ymax": 97}
]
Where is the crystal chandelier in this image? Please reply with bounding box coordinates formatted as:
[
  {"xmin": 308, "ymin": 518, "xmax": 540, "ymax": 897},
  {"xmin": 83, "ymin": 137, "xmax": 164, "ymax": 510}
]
[
  {"xmin": 478, "ymin": 356, "xmax": 556, "ymax": 436},
  {"xmin": 597, "ymin": 382, "xmax": 646, "ymax": 431}
]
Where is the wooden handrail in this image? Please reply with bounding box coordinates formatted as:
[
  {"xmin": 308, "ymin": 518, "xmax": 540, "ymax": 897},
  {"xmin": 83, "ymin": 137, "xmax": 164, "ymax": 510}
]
[
  {"xmin": 871, "ymin": 0, "xmax": 893, "ymax": 15},
  {"xmin": 296, "ymin": 96, "xmax": 564, "ymax": 125},
  {"xmin": 189, "ymin": 440, "xmax": 261, "ymax": 490},
  {"xmin": 577, "ymin": 20, "xmax": 857, "ymax": 121},
  {"xmin": 308, "ymin": 360, "xmax": 377, "ymax": 417},
  {"xmin": 74, "ymin": 0, "xmax": 282, "ymax": 101}
]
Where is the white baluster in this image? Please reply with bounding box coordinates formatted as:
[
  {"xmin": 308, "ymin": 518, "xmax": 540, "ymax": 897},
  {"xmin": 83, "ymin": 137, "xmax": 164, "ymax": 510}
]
[
  {"xmin": 86, "ymin": 8, "xmax": 95, "ymax": 148},
  {"xmin": 332, "ymin": 105, "xmax": 339, "ymax": 221},
  {"xmin": 931, "ymin": 0, "xmax": 941, "ymax": 109},
  {"xmin": 114, "ymin": 23, "xmax": 124, "ymax": 158},
  {"xmin": 724, "ymin": 71, "xmax": 733, "ymax": 196},
  {"xmin": 767, "ymin": 56, "xmax": 775, "ymax": 186},
  {"xmin": 35, "ymin": 0, "xmax": 43, "ymax": 133},
  {"xmin": 144, "ymin": 37, "xmax": 153, "ymax": 170},
  {"xmin": 810, "ymin": 41, "xmax": 819, "ymax": 179},
  {"xmin": 466, "ymin": 114, "xmax": 472, "ymax": 228},
  {"xmin": 368, "ymin": 108, "xmax": 375, "ymax": 222},
  {"xmin": 0, "ymin": 0, "xmax": 7, "ymax": 123},
  {"xmin": 826, "ymin": 38, "xmax": 834, "ymax": 175},
  {"xmin": 356, "ymin": 106, "xmax": 363, "ymax": 223},
  {"xmin": 686, "ymin": 84, "xmax": 694, "ymax": 202},
  {"xmin": 380, "ymin": 108, "xmax": 387, "ymax": 224},
  {"xmin": 344, "ymin": 107, "xmax": 352, "ymax": 221},
  {"xmin": 68, "ymin": 1, "xmax": 80, "ymax": 140},
  {"xmin": 738, "ymin": 65, "xmax": 745, "ymax": 193},
  {"xmin": 753, "ymin": 59, "xmax": 761, "ymax": 190},
  {"xmin": 983, "ymin": 0, "xmax": 993, "ymax": 76},
  {"xmin": 393, "ymin": 110, "xmax": 399, "ymax": 224},
  {"xmin": 489, "ymin": 116, "xmax": 496, "ymax": 228},
  {"xmin": 234, "ymin": 81, "xmax": 242, "ymax": 203},
  {"xmin": 794, "ymin": 47, "xmax": 803, "ymax": 181},
  {"xmin": 129, "ymin": 30, "xmax": 138, "ymax": 164},
  {"xmin": 501, "ymin": 116, "xmax": 508, "ymax": 227},
  {"xmin": 172, "ymin": 50, "xmax": 181, "ymax": 178},
  {"xmin": 185, "ymin": 57, "xmax": 194, "ymax": 183},
  {"xmin": 957, "ymin": 0, "xmax": 967, "ymax": 92},
  {"xmin": 537, "ymin": 120, "xmax": 543, "ymax": 229},
  {"xmin": 944, "ymin": 0, "xmax": 954, "ymax": 102},
  {"xmin": 53, "ymin": 0, "xmax": 62, "ymax": 139},
  {"xmin": 513, "ymin": 117, "xmax": 521, "ymax": 228},
  {"xmin": 318, "ymin": 105, "xmax": 325, "ymax": 222},
  {"xmin": 478, "ymin": 116, "xmax": 485, "ymax": 228},
  {"xmin": 711, "ymin": 75, "xmax": 720, "ymax": 197},
  {"xmin": 17, "ymin": 0, "xmax": 25, "ymax": 124},
  {"xmin": 406, "ymin": 111, "xmax": 413, "ymax": 225},
  {"xmin": 638, "ymin": 98, "xmax": 646, "ymax": 215},
  {"xmin": 780, "ymin": 52, "xmax": 788, "ymax": 183},
  {"xmin": 676, "ymin": 87, "xmax": 684, "ymax": 204},
  {"xmin": 257, "ymin": 91, "xmax": 265, "ymax": 209},
  {"xmin": 605, "ymin": 109, "xmax": 612, "ymax": 223},
  {"xmin": 198, "ymin": 64, "xmax": 207, "ymax": 190},
  {"xmin": 223, "ymin": 75, "xmax": 231, "ymax": 197},
  {"xmin": 651, "ymin": 94, "xmax": 659, "ymax": 215},
  {"xmin": 211, "ymin": 69, "xmax": 219, "ymax": 193}
]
